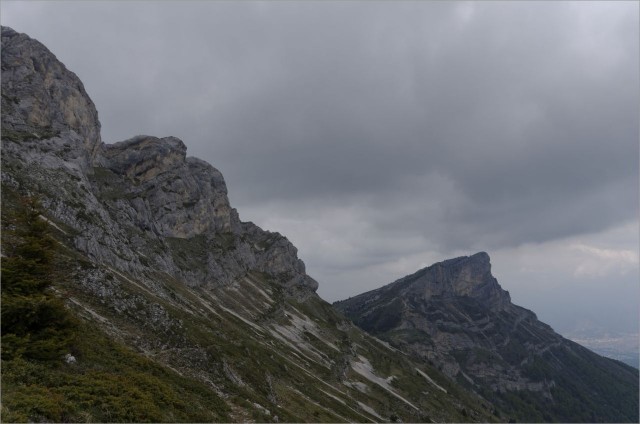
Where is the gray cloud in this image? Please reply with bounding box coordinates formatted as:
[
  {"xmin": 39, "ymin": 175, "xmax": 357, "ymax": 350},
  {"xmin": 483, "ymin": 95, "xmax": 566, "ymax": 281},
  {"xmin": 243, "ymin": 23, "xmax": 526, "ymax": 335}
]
[{"xmin": 2, "ymin": 2, "xmax": 638, "ymax": 332}]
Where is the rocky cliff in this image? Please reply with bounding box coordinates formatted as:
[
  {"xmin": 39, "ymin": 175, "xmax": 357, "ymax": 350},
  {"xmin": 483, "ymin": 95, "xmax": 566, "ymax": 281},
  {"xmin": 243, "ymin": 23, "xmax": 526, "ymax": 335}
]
[
  {"xmin": 1, "ymin": 25, "xmax": 317, "ymax": 298},
  {"xmin": 1, "ymin": 26, "xmax": 101, "ymax": 168},
  {"xmin": 1, "ymin": 26, "xmax": 495, "ymax": 423},
  {"xmin": 334, "ymin": 253, "xmax": 639, "ymax": 422}
]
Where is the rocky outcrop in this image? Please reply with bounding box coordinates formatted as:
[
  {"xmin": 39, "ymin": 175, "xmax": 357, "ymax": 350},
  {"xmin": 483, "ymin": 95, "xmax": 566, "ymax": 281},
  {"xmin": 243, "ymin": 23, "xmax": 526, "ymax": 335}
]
[
  {"xmin": 392, "ymin": 252, "xmax": 511, "ymax": 311},
  {"xmin": 1, "ymin": 26, "xmax": 101, "ymax": 170},
  {"xmin": 96, "ymin": 135, "xmax": 239, "ymax": 238},
  {"xmin": 1, "ymin": 25, "xmax": 316, "ymax": 297}
]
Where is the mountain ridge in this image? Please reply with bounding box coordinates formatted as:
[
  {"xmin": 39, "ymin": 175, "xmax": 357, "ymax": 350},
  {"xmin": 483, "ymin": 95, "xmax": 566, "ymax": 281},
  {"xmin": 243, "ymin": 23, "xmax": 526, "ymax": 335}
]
[{"xmin": 334, "ymin": 251, "xmax": 639, "ymax": 422}]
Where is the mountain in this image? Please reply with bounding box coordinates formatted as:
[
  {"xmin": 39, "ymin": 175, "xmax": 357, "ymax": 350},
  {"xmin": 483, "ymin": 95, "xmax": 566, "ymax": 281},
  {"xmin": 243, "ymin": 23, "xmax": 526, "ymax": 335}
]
[
  {"xmin": 0, "ymin": 26, "xmax": 498, "ymax": 422},
  {"xmin": 334, "ymin": 252, "xmax": 639, "ymax": 422}
]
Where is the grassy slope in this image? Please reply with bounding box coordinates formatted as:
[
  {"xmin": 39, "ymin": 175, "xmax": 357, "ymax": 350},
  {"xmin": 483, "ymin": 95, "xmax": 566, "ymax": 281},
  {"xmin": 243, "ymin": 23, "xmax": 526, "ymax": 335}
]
[
  {"xmin": 0, "ymin": 185, "xmax": 229, "ymax": 422},
  {"xmin": 1, "ymin": 321, "xmax": 230, "ymax": 423},
  {"xmin": 1, "ymin": 176, "xmax": 497, "ymax": 423}
]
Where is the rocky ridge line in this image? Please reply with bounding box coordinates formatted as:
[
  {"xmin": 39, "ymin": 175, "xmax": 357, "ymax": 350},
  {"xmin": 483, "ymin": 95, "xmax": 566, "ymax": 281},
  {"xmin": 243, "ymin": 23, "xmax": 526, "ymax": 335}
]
[{"xmin": 1, "ymin": 25, "xmax": 317, "ymax": 297}]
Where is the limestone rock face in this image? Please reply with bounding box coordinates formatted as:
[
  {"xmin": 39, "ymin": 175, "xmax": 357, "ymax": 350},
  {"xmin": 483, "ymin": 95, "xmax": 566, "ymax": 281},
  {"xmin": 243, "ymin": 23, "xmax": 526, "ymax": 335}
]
[
  {"xmin": 1, "ymin": 26, "xmax": 101, "ymax": 169},
  {"xmin": 402, "ymin": 252, "xmax": 511, "ymax": 311},
  {"xmin": 1, "ymin": 25, "xmax": 316, "ymax": 297},
  {"xmin": 96, "ymin": 135, "xmax": 238, "ymax": 238}
]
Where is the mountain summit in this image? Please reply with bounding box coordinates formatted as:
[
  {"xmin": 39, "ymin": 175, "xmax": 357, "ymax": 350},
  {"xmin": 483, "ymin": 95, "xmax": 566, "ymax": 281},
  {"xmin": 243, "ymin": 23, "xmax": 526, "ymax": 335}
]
[
  {"xmin": 334, "ymin": 253, "xmax": 639, "ymax": 422},
  {"xmin": 387, "ymin": 252, "xmax": 511, "ymax": 310}
]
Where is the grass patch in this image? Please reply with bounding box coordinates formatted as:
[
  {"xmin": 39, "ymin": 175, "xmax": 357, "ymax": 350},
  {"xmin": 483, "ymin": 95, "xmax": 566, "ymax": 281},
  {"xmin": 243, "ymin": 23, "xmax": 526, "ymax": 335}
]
[{"xmin": 1, "ymin": 321, "xmax": 230, "ymax": 423}]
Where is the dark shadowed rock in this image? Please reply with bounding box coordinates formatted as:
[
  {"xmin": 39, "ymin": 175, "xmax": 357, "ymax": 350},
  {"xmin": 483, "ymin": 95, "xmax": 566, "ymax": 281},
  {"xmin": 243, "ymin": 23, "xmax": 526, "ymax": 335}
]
[
  {"xmin": 397, "ymin": 251, "xmax": 511, "ymax": 311},
  {"xmin": 334, "ymin": 253, "xmax": 639, "ymax": 422}
]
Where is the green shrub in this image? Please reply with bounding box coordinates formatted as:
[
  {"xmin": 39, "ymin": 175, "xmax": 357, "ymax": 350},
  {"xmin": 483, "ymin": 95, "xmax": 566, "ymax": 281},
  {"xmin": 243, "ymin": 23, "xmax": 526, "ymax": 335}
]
[
  {"xmin": 1, "ymin": 322, "xmax": 231, "ymax": 422},
  {"xmin": 1, "ymin": 197, "xmax": 77, "ymax": 361}
]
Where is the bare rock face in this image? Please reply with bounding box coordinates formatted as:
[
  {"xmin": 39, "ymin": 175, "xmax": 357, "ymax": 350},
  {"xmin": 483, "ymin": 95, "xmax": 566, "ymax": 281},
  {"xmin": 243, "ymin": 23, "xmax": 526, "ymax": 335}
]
[
  {"xmin": 96, "ymin": 135, "xmax": 238, "ymax": 238},
  {"xmin": 402, "ymin": 252, "xmax": 511, "ymax": 311},
  {"xmin": 1, "ymin": 25, "xmax": 317, "ymax": 297},
  {"xmin": 1, "ymin": 26, "xmax": 101, "ymax": 169}
]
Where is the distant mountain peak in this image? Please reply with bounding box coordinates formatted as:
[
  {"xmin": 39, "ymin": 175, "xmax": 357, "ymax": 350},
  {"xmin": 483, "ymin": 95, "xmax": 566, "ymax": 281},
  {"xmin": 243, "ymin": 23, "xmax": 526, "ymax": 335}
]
[
  {"xmin": 335, "ymin": 253, "xmax": 639, "ymax": 422},
  {"xmin": 440, "ymin": 251, "xmax": 490, "ymax": 266},
  {"xmin": 378, "ymin": 251, "xmax": 509, "ymax": 311}
]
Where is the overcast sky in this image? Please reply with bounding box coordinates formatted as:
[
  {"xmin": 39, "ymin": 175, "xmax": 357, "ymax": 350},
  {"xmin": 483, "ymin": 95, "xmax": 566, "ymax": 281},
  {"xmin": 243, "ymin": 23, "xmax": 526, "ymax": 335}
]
[{"xmin": 2, "ymin": 1, "xmax": 638, "ymax": 337}]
